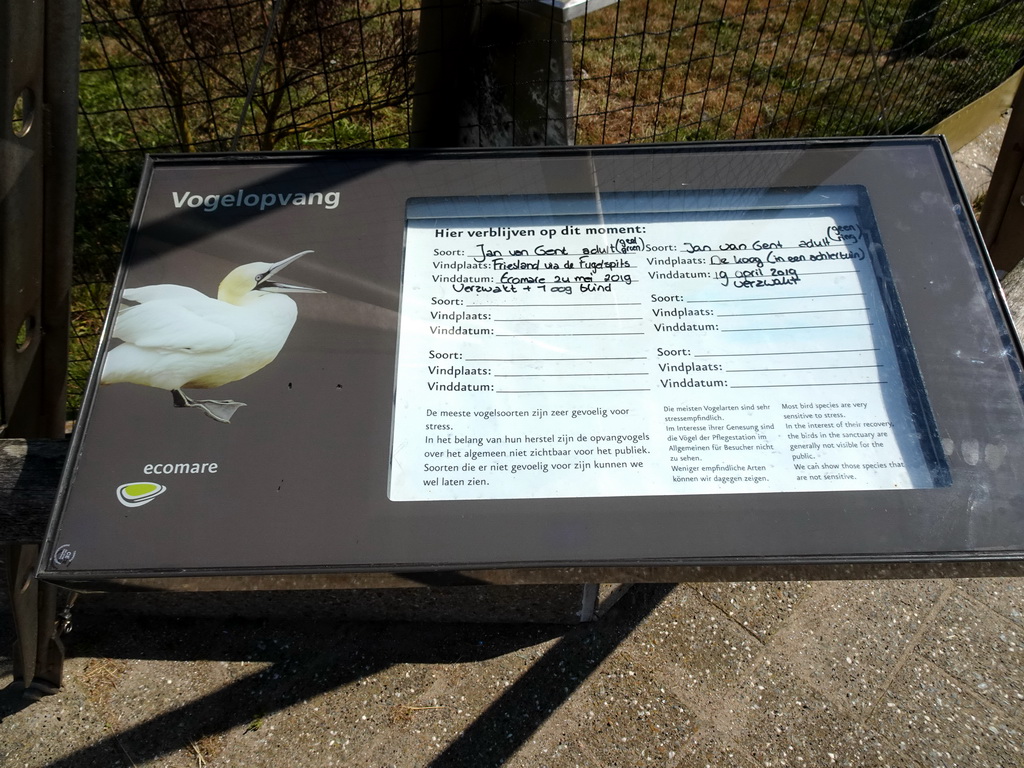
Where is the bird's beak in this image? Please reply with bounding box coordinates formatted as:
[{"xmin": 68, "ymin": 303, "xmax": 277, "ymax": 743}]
[{"xmin": 256, "ymin": 250, "xmax": 325, "ymax": 294}]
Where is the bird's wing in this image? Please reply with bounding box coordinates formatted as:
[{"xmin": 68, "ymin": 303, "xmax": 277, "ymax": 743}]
[
  {"xmin": 122, "ymin": 284, "xmax": 210, "ymax": 305},
  {"xmin": 112, "ymin": 299, "xmax": 236, "ymax": 353}
]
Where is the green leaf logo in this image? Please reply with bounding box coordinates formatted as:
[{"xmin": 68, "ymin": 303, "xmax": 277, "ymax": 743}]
[{"xmin": 116, "ymin": 481, "xmax": 167, "ymax": 507}]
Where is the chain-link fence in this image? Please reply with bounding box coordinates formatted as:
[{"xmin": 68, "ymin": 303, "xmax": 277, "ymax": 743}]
[{"xmin": 70, "ymin": 0, "xmax": 1024, "ymax": 415}]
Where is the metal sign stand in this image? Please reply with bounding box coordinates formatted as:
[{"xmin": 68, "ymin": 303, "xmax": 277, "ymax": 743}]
[{"xmin": 409, "ymin": 0, "xmax": 631, "ymax": 620}]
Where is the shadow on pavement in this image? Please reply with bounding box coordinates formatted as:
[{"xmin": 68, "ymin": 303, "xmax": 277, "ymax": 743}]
[
  {"xmin": 0, "ymin": 583, "xmax": 673, "ymax": 767},
  {"xmin": 428, "ymin": 583, "xmax": 675, "ymax": 768}
]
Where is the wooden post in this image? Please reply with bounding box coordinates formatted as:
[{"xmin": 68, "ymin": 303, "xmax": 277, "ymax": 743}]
[
  {"xmin": 411, "ymin": 0, "xmax": 617, "ymax": 147},
  {"xmin": 981, "ymin": 73, "xmax": 1024, "ymax": 274},
  {"xmin": 0, "ymin": 0, "xmax": 80, "ymax": 695},
  {"xmin": 891, "ymin": 0, "xmax": 943, "ymax": 58}
]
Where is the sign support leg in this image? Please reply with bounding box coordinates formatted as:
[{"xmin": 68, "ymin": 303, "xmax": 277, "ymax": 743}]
[{"xmin": 5, "ymin": 543, "xmax": 68, "ymax": 698}]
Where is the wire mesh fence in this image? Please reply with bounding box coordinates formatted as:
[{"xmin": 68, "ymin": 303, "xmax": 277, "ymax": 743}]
[
  {"xmin": 70, "ymin": 0, "xmax": 1024, "ymax": 415},
  {"xmin": 572, "ymin": 0, "xmax": 1022, "ymax": 144}
]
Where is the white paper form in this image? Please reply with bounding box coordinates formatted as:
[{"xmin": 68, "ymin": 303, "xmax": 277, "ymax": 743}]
[{"xmin": 389, "ymin": 188, "xmax": 947, "ymax": 501}]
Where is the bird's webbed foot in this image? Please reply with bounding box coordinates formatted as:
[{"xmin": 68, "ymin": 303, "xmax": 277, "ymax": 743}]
[
  {"xmin": 171, "ymin": 390, "xmax": 247, "ymax": 423},
  {"xmin": 192, "ymin": 399, "xmax": 247, "ymax": 423}
]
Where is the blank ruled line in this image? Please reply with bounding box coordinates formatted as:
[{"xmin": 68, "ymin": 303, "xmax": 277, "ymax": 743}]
[
  {"xmin": 691, "ymin": 293, "xmax": 860, "ymax": 303},
  {"xmin": 731, "ymin": 381, "xmax": 888, "ymax": 388},
  {"xmin": 497, "ymin": 388, "xmax": 652, "ymax": 394},
  {"xmin": 495, "ymin": 373, "xmax": 648, "ymax": 378},
  {"xmin": 472, "ymin": 358, "xmax": 648, "ymax": 363},
  {"xmin": 717, "ymin": 307, "xmax": 867, "ymax": 318},
  {"xmin": 493, "ymin": 317, "xmax": 642, "ymax": 322},
  {"xmin": 729, "ymin": 364, "xmax": 883, "ymax": 373},
  {"xmin": 496, "ymin": 332, "xmax": 645, "ymax": 337},
  {"xmin": 723, "ymin": 323, "xmax": 872, "ymax": 332},
  {"xmin": 696, "ymin": 348, "xmax": 877, "ymax": 358},
  {"xmin": 467, "ymin": 302, "xmax": 641, "ymax": 308}
]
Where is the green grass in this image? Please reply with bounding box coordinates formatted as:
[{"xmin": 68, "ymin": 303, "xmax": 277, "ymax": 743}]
[{"xmin": 569, "ymin": 0, "xmax": 1023, "ymax": 143}]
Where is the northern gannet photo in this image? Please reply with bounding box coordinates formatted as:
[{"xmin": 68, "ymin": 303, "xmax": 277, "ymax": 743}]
[{"xmin": 100, "ymin": 249, "xmax": 324, "ymax": 423}]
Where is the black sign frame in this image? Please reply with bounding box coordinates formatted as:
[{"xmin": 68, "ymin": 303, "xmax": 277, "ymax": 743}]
[{"xmin": 39, "ymin": 137, "xmax": 1024, "ymax": 584}]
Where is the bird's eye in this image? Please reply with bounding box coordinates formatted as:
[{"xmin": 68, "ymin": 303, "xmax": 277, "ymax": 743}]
[{"xmin": 255, "ymin": 272, "xmax": 268, "ymax": 283}]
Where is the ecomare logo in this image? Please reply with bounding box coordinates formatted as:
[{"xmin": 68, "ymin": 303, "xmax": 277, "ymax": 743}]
[
  {"xmin": 144, "ymin": 462, "xmax": 218, "ymax": 474},
  {"xmin": 116, "ymin": 482, "xmax": 167, "ymax": 507}
]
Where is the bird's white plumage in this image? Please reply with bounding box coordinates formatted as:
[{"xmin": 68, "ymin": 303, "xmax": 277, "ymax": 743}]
[
  {"xmin": 114, "ymin": 290, "xmax": 236, "ymax": 353},
  {"xmin": 100, "ymin": 254, "xmax": 320, "ymax": 396}
]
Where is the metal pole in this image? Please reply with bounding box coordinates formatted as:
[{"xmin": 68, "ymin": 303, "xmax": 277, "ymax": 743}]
[
  {"xmin": 412, "ymin": 0, "xmax": 615, "ymax": 147},
  {"xmin": 409, "ymin": 0, "xmax": 628, "ymax": 619},
  {"xmin": 891, "ymin": 0, "xmax": 943, "ymax": 58}
]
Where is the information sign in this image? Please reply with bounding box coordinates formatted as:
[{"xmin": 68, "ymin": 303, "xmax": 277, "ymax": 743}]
[
  {"xmin": 37, "ymin": 139, "xmax": 1024, "ymax": 583},
  {"xmin": 391, "ymin": 188, "xmax": 946, "ymax": 499}
]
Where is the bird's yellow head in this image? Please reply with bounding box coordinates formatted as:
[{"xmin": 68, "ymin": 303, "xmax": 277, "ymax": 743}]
[{"xmin": 217, "ymin": 250, "xmax": 324, "ymax": 305}]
